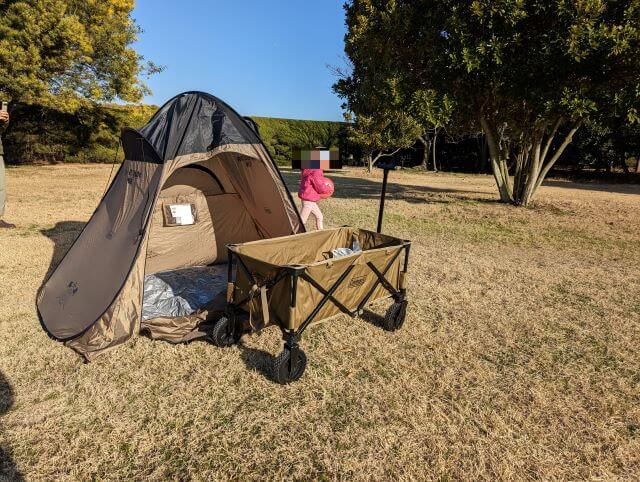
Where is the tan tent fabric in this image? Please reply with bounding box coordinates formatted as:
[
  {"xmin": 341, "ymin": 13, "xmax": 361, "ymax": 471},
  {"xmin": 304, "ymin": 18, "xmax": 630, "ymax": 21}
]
[
  {"xmin": 146, "ymin": 185, "xmax": 217, "ymax": 274},
  {"xmin": 162, "ymin": 166, "xmax": 224, "ymax": 195},
  {"xmin": 145, "ymin": 147, "xmax": 275, "ymax": 273},
  {"xmin": 65, "ymin": 236, "xmax": 148, "ymax": 361},
  {"xmin": 165, "ymin": 144, "xmax": 301, "ymax": 236},
  {"xmin": 37, "ymin": 158, "xmax": 163, "ymax": 341},
  {"xmin": 207, "ymin": 193, "xmax": 259, "ymax": 260},
  {"xmin": 38, "ymin": 148, "xmax": 298, "ymax": 357},
  {"xmin": 197, "ymin": 157, "xmax": 237, "ymax": 193},
  {"xmin": 221, "ymin": 153, "xmax": 294, "ymax": 238}
]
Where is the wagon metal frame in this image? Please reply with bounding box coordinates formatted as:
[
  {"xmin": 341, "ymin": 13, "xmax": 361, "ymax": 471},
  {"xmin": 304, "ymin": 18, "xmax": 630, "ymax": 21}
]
[{"xmin": 210, "ymin": 228, "xmax": 411, "ymax": 384}]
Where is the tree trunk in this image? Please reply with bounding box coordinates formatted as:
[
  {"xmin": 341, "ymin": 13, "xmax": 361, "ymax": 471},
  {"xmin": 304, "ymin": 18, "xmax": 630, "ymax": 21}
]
[
  {"xmin": 635, "ymin": 157, "xmax": 640, "ymax": 173},
  {"xmin": 621, "ymin": 158, "xmax": 630, "ymax": 175},
  {"xmin": 367, "ymin": 153, "xmax": 373, "ymax": 173},
  {"xmin": 418, "ymin": 135, "xmax": 430, "ymax": 170},
  {"xmin": 519, "ymin": 121, "xmax": 581, "ymax": 206},
  {"xmin": 477, "ymin": 136, "xmax": 488, "ymax": 173},
  {"xmin": 480, "ymin": 116, "xmax": 581, "ymax": 207},
  {"xmin": 432, "ymin": 128, "xmax": 439, "ymax": 172},
  {"xmin": 480, "ymin": 117, "xmax": 513, "ymax": 203},
  {"xmin": 532, "ymin": 121, "xmax": 581, "ymax": 193}
]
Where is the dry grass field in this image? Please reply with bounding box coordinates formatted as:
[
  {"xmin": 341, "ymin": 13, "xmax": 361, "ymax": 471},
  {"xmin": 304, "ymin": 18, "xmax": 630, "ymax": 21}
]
[{"xmin": 1, "ymin": 164, "xmax": 639, "ymax": 480}]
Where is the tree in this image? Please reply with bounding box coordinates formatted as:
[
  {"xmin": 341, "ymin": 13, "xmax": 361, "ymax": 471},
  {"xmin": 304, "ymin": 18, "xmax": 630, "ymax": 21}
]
[
  {"xmin": 334, "ymin": 73, "xmax": 421, "ymax": 171},
  {"xmin": 340, "ymin": 0, "xmax": 640, "ymax": 206},
  {"xmin": 570, "ymin": 118, "xmax": 640, "ymax": 174},
  {"xmin": 345, "ymin": 107, "xmax": 421, "ymax": 172},
  {"xmin": 333, "ymin": 2, "xmax": 422, "ymax": 172},
  {"xmin": 4, "ymin": 102, "xmax": 157, "ymax": 164},
  {"xmin": 0, "ymin": 0, "xmax": 160, "ymax": 111},
  {"xmin": 410, "ymin": 89, "xmax": 453, "ymax": 172}
]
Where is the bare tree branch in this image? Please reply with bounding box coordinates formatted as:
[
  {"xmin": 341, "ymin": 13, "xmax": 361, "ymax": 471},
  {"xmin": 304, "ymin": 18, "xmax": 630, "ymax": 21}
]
[{"xmin": 540, "ymin": 117, "xmax": 563, "ymax": 165}]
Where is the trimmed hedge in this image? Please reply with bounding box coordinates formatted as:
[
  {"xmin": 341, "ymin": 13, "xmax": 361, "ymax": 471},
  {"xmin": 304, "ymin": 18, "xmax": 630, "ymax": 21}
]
[
  {"xmin": 252, "ymin": 116, "xmax": 354, "ymax": 166},
  {"xmin": 4, "ymin": 103, "xmax": 156, "ymax": 164},
  {"xmin": 4, "ymin": 103, "xmax": 636, "ymax": 174},
  {"xmin": 3, "ymin": 104, "xmax": 351, "ymax": 166}
]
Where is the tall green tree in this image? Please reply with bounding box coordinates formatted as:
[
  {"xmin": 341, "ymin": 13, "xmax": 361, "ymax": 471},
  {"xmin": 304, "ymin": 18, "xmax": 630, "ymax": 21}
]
[
  {"xmin": 339, "ymin": 0, "xmax": 640, "ymax": 206},
  {"xmin": 345, "ymin": 107, "xmax": 421, "ymax": 171},
  {"xmin": 333, "ymin": 3, "xmax": 423, "ymax": 172},
  {"xmin": 0, "ymin": 0, "xmax": 160, "ymax": 111},
  {"xmin": 410, "ymin": 89, "xmax": 453, "ymax": 171},
  {"xmin": 335, "ymin": 72, "xmax": 421, "ymax": 171}
]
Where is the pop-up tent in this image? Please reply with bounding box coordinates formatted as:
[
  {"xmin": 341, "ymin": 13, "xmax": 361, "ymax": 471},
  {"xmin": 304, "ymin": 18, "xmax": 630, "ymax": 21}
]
[{"xmin": 37, "ymin": 91, "xmax": 303, "ymax": 360}]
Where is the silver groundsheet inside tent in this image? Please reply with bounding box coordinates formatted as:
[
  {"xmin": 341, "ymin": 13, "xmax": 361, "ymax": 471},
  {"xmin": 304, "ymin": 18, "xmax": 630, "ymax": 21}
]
[{"xmin": 142, "ymin": 265, "xmax": 227, "ymax": 320}]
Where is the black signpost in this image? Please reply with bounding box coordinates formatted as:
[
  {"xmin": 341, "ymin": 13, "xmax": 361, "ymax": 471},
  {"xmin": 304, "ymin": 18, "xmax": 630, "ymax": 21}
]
[
  {"xmin": 374, "ymin": 155, "xmax": 422, "ymax": 233},
  {"xmin": 376, "ymin": 161, "xmax": 394, "ymax": 233}
]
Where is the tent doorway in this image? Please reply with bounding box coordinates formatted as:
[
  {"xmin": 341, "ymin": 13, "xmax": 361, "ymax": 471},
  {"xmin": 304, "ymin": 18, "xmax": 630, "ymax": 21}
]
[
  {"xmin": 145, "ymin": 157, "xmax": 261, "ymax": 274},
  {"xmin": 141, "ymin": 154, "xmax": 264, "ymax": 339}
]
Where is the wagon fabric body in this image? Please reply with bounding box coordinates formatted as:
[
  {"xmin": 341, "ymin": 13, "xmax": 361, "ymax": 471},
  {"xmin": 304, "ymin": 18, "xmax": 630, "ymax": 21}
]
[{"xmin": 213, "ymin": 227, "xmax": 411, "ymax": 383}]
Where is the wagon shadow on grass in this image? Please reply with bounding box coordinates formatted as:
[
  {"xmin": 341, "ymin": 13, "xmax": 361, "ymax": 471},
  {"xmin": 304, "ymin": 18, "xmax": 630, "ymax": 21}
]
[
  {"xmin": 236, "ymin": 306, "xmax": 393, "ymax": 383},
  {"xmin": 0, "ymin": 371, "xmax": 24, "ymax": 481},
  {"xmin": 237, "ymin": 344, "xmax": 278, "ymax": 382},
  {"xmin": 359, "ymin": 308, "xmax": 387, "ymax": 328}
]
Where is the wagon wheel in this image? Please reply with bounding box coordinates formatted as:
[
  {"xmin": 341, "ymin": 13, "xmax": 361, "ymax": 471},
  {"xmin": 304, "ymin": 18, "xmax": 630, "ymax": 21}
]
[
  {"xmin": 273, "ymin": 347, "xmax": 307, "ymax": 384},
  {"xmin": 209, "ymin": 315, "xmax": 240, "ymax": 347},
  {"xmin": 382, "ymin": 299, "xmax": 408, "ymax": 331}
]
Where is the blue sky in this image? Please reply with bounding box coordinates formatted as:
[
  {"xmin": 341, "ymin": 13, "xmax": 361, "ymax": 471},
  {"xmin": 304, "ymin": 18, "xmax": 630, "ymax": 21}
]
[{"xmin": 132, "ymin": 1, "xmax": 348, "ymax": 121}]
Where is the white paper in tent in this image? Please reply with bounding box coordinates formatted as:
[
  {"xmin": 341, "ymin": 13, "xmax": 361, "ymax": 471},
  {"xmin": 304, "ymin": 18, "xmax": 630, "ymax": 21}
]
[{"xmin": 168, "ymin": 204, "xmax": 195, "ymax": 225}]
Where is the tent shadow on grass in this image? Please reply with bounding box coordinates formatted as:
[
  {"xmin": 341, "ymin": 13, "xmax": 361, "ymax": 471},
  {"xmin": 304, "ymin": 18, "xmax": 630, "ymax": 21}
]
[
  {"xmin": 0, "ymin": 371, "xmax": 24, "ymax": 481},
  {"xmin": 39, "ymin": 221, "xmax": 86, "ymax": 290},
  {"xmin": 279, "ymin": 170, "xmax": 492, "ymax": 204},
  {"xmin": 542, "ymin": 178, "xmax": 640, "ymax": 195}
]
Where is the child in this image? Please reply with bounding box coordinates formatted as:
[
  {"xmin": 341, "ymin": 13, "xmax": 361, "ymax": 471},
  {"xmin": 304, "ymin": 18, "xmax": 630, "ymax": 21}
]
[{"xmin": 298, "ymin": 168, "xmax": 333, "ymax": 230}]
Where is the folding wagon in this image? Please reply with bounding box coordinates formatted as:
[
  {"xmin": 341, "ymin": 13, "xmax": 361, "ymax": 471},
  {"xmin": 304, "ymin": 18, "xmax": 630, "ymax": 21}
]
[{"xmin": 209, "ymin": 226, "xmax": 411, "ymax": 384}]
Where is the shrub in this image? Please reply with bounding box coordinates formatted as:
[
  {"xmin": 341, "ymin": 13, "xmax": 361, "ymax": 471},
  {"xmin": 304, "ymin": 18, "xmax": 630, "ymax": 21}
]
[{"xmin": 3, "ymin": 105, "xmax": 352, "ymax": 166}]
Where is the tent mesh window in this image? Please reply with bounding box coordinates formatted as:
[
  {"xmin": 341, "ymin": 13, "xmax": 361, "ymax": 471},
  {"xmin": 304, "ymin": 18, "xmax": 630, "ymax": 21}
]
[{"xmin": 162, "ymin": 203, "xmax": 198, "ymax": 226}]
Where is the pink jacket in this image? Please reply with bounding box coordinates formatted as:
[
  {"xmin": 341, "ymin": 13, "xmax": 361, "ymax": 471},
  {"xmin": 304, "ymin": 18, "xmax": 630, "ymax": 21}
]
[{"xmin": 298, "ymin": 169, "xmax": 331, "ymax": 202}]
